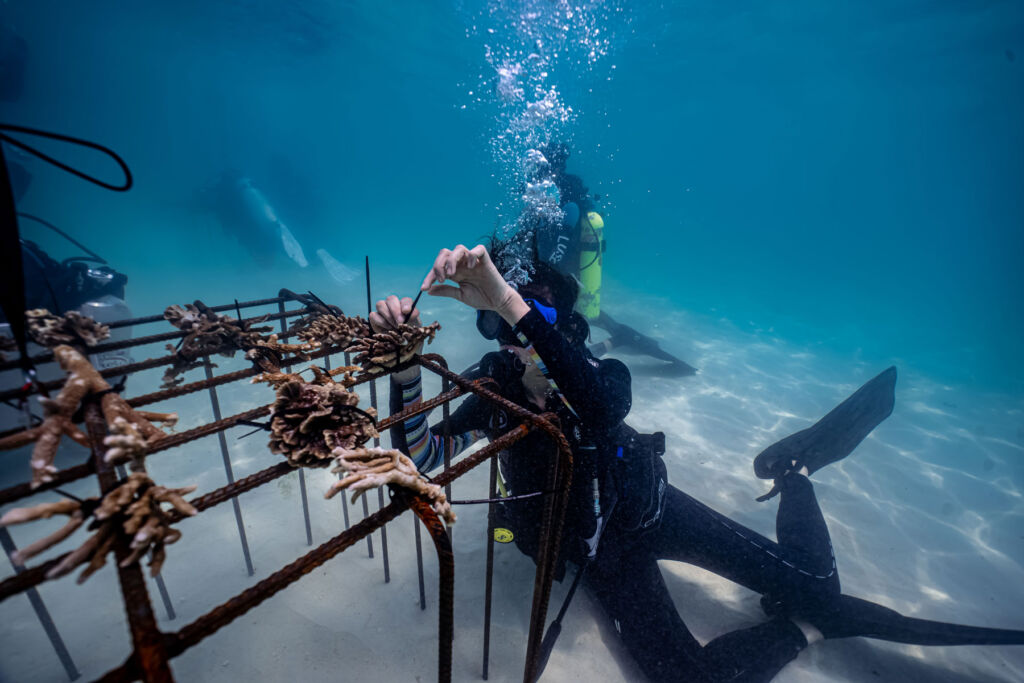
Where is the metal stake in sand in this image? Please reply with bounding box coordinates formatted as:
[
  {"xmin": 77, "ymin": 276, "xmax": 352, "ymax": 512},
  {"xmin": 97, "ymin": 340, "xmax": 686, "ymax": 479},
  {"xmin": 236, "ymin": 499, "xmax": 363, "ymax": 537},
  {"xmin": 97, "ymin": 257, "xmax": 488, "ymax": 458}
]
[
  {"xmin": 277, "ymin": 300, "xmax": 314, "ymax": 547},
  {"xmin": 338, "ymin": 351, "xmax": 353, "ymax": 531},
  {"xmin": 408, "ymin": 285, "xmax": 427, "ymax": 605},
  {"xmin": 203, "ymin": 356, "xmax": 255, "ymax": 576},
  {"xmin": 365, "ymin": 255, "xmax": 391, "ymax": 582},
  {"xmin": 0, "ymin": 528, "xmax": 80, "ymax": 681},
  {"xmin": 482, "ymin": 452, "xmax": 499, "ymax": 679}
]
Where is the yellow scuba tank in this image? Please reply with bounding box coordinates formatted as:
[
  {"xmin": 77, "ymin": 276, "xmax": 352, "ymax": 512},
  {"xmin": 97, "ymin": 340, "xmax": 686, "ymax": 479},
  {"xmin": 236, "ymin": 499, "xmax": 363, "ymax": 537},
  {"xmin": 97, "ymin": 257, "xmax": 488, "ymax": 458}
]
[{"xmin": 578, "ymin": 211, "xmax": 604, "ymax": 320}]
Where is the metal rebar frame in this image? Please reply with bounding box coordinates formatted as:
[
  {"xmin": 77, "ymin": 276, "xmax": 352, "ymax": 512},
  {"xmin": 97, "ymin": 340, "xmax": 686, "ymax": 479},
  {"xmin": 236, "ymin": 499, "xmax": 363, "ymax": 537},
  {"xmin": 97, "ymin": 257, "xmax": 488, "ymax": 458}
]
[{"xmin": 0, "ymin": 294, "xmax": 574, "ymax": 683}]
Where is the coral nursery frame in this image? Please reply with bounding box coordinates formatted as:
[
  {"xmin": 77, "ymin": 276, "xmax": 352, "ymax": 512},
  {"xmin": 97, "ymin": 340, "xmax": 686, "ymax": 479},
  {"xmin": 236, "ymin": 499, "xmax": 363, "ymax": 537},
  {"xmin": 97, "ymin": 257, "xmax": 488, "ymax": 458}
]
[{"xmin": 0, "ymin": 290, "xmax": 573, "ymax": 683}]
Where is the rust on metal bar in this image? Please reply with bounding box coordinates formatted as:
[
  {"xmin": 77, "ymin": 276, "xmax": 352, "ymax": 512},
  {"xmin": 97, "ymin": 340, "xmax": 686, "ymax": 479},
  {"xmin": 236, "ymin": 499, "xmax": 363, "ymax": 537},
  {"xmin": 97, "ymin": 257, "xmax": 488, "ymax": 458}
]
[
  {"xmin": 0, "ymin": 307, "xmax": 312, "ymax": 381},
  {"xmin": 408, "ymin": 492, "xmax": 455, "ymax": 683},
  {"xmin": 0, "ymin": 461, "xmax": 94, "ymax": 507},
  {"xmin": 1, "ymin": 296, "xmax": 578, "ymax": 683},
  {"xmin": 84, "ymin": 400, "xmax": 174, "ymax": 683},
  {"xmin": 105, "ymin": 296, "xmax": 294, "ymax": 330},
  {"xmin": 414, "ymin": 356, "xmax": 574, "ymax": 683},
  {"xmin": 376, "ymin": 383, "xmax": 465, "ymax": 432},
  {"xmin": 166, "ymin": 497, "xmax": 407, "ymax": 657}
]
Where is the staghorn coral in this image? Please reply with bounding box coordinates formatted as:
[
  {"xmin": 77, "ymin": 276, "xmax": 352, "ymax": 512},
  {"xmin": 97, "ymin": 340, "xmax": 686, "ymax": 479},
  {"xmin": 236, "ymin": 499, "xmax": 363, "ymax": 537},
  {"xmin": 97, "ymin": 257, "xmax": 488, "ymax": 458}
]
[
  {"xmin": 325, "ymin": 446, "xmax": 455, "ymax": 525},
  {"xmin": 295, "ymin": 313, "xmax": 370, "ymax": 348},
  {"xmin": 0, "ymin": 498, "xmax": 86, "ymax": 565},
  {"xmin": 346, "ymin": 321, "xmax": 441, "ymax": 375},
  {"xmin": 26, "ymin": 309, "xmax": 110, "ymax": 348},
  {"xmin": 261, "ymin": 373, "xmax": 378, "ymax": 468},
  {"xmin": 0, "ymin": 472, "xmax": 196, "ymax": 581},
  {"xmin": 0, "ymin": 346, "xmax": 177, "ymax": 487},
  {"xmin": 242, "ymin": 333, "xmax": 320, "ymax": 375},
  {"xmin": 161, "ymin": 304, "xmax": 276, "ymax": 388}
]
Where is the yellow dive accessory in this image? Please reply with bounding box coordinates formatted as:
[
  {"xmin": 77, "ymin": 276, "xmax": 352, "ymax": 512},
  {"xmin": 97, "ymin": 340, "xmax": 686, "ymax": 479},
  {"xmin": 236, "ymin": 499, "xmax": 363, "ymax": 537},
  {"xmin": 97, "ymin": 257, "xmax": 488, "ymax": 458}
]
[
  {"xmin": 578, "ymin": 211, "xmax": 604, "ymax": 320},
  {"xmin": 493, "ymin": 528, "xmax": 514, "ymax": 543}
]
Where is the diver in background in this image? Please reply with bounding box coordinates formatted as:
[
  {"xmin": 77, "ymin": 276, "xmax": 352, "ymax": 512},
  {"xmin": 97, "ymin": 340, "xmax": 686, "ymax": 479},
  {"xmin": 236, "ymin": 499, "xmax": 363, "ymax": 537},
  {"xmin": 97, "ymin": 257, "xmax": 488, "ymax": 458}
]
[
  {"xmin": 375, "ymin": 242, "xmax": 1024, "ymax": 683},
  {"xmin": 200, "ymin": 170, "xmax": 309, "ymax": 269},
  {"xmin": 532, "ymin": 143, "xmax": 697, "ymax": 375}
]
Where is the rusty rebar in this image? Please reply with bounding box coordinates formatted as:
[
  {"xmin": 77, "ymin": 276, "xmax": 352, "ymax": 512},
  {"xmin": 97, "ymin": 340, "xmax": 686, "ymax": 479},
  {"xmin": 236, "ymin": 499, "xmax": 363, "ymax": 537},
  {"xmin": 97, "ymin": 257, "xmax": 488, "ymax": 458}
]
[
  {"xmin": 414, "ymin": 356, "xmax": 574, "ymax": 683},
  {"xmin": 408, "ymin": 493, "xmax": 455, "ymax": 683},
  {"xmin": 166, "ymin": 497, "xmax": 408, "ymax": 657},
  {"xmin": 84, "ymin": 400, "xmax": 173, "ymax": 683},
  {"xmin": 0, "ymin": 461, "xmax": 94, "ymax": 507},
  {"xmin": 2, "ymin": 334, "xmax": 574, "ymax": 683},
  {"xmin": 0, "ymin": 308, "xmax": 312, "ymax": 397}
]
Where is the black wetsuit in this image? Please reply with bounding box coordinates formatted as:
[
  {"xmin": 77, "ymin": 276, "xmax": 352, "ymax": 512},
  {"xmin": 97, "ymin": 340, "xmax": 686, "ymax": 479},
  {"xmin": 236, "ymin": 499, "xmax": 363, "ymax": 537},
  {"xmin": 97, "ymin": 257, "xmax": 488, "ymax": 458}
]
[
  {"xmin": 390, "ymin": 307, "xmax": 832, "ymax": 682},
  {"xmin": 389, "ymin": 308, "xmax": 1024, "ymax": 681}
]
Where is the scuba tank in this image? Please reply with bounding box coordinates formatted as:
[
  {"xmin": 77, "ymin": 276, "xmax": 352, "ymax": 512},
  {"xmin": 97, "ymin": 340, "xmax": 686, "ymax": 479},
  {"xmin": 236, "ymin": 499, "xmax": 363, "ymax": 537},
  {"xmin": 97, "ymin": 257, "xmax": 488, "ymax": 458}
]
[
  {"xmin": 578, "ymin": 211, "xmax": 604, "ymax": 321},
  {"xmin": 77, "ymin": 294, "xmax": 133, "ymax": 386}
]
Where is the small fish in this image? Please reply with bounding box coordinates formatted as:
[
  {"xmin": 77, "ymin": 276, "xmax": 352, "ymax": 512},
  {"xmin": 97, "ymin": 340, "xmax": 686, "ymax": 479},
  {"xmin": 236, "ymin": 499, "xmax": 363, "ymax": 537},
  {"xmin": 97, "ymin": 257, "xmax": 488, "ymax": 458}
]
[{"xmin": 317, "ymin": 248, "xmax": 357, "ymax": 284}]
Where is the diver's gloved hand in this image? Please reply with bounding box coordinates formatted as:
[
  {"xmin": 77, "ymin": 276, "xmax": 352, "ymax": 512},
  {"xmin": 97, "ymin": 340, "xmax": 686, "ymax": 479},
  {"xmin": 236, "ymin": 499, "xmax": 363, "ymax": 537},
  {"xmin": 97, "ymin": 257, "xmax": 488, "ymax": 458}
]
[
  {"xmin": 369, "ymin": 294, "xmax": 421, "ymax": 333},
  {"xmin": 421, "ymin": 244, "xmax": 528, "ymax": 324}
]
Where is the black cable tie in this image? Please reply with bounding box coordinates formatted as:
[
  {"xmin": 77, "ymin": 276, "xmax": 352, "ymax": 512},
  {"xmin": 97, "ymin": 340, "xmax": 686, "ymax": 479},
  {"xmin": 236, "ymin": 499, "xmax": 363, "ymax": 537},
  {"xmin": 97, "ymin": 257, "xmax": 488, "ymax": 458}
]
[
  {"xmin": 450, "ymin": 490, "xmax": 549, "ymax": 505},
  {"xmin": 236, "ymin": 419, "xmax": 271, "ymax": 431},
  {"xmin": 54, "ymin": 488, "xmax": 85, "ymax": 503}
]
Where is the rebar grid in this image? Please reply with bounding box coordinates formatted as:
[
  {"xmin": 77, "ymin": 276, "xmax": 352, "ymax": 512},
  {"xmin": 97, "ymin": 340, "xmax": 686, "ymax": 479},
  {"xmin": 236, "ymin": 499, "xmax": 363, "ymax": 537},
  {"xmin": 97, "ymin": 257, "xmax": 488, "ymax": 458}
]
[{"xmin": 0, "ymin": 299, "xmax": 575, "ymax": 683}]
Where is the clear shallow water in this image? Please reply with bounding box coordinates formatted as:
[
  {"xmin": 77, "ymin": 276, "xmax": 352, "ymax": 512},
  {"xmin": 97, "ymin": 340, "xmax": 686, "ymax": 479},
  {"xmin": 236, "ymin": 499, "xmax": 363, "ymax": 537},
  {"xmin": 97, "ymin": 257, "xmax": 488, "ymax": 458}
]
[{"xmin": 1, "ymin": 1, "xmax": 1023, "ymax": 681}]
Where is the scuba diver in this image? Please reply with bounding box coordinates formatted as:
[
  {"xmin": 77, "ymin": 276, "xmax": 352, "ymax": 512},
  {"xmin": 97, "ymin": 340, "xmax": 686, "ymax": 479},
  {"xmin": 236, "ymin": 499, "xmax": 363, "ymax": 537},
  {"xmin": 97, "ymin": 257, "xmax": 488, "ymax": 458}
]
[
  {"xmin": 372, "ymin": 242, "xmax": 1024, "ymax": 683},
  {"xmin": 530, "ymin": 143, "xmax": 697, "ymax": 376},
  {"xmin": 199, "ymin": 170, "xmax": 309, "ymax": 269},
  {"xmin": 198, "ymin": 169, "xmax": 358, "ymax": 285}
]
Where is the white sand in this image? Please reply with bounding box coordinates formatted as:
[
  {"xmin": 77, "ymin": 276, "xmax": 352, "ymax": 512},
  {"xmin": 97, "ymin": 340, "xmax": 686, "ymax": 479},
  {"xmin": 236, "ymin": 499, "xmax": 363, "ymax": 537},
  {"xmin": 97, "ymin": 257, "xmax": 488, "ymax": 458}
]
[{"xmin": 1, "ymin": 267, "xmax": 1022, "ymax": 682}]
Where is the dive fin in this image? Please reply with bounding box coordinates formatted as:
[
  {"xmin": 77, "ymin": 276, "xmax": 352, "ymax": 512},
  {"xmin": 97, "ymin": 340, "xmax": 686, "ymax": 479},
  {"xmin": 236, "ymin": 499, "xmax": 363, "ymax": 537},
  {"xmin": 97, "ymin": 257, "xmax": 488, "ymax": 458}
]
[
  {"xmin": 279, "ymin": 223, "xmax": 308, "ymax": 268},
  {"xmin": 754, "ymin": 366, "xmax": 897, "ymax": 500},
  {"xmin": 316, "ymin": 248, "xmax": 357, "ymax": 284},
  {"xmin": 595, "ymin": 312, "xmax": 698, "ymax": 375},
  {"xmin": 807, "ymin": 594, "xmax": 1024, "ymax": 646}
]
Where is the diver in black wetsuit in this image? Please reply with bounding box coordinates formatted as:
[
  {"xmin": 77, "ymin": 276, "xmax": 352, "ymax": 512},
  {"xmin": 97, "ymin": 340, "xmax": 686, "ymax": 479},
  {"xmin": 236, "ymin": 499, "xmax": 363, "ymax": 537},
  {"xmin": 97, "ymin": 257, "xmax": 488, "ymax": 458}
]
[
  {"xmin": 528, "ymin": 143, "xmax": 697, "ymax": 375},
  {"xmin": 373, "ymin": 243, "xmax": 1024, "ymax": 682}
]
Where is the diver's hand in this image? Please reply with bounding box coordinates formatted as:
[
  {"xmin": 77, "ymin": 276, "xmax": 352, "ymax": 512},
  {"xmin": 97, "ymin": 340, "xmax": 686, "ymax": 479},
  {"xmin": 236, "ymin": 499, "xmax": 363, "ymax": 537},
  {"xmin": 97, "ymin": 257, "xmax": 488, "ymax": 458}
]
[
  {"xmin": 369, "ymin": 295, "xmax": 421, "ymax": 333},
  {"xmin": 421, "ymin": 244, "xmax": 528, "ymax": 323},
  {"xmin": 370, "ymin": 295, "xmax": 423, "ymax": 383}
]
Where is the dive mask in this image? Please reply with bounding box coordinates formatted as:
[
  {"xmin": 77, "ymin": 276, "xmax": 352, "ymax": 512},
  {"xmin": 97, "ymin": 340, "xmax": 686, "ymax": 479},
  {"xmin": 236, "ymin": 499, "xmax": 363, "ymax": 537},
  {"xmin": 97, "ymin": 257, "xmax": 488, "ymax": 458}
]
[{"xmin": 476, "ymin": 298, "xmax": 558, "ymax": 346}]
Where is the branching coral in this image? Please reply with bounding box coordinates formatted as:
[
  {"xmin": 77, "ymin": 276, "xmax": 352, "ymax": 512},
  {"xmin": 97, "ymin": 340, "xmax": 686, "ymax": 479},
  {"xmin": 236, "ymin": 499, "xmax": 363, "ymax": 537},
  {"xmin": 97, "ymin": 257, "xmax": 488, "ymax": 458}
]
[
  {"xmin": 161, "ymin": 304, "xmax": 276, "ymax": 387},
  {"xmin": 243, "ymin": 333, "xmax": 321, "ymax": 375},
  {"xmin": 294, "ymin": 313, "xmax": 371, "ymax": 348},
  {"xmin": 346, "ymin": 322, "xmax": 441, "ymax": 375},
  {"xmin": 26, "ymin": 309, "xmax": 110, "ymax": 348},
  {"xmin": 0, "ymin": 345, "xmax": 177, "ymax": 487},
  {"xmin": 0, "ymin": 472, "xmax": 196, "ymax": 582},
  {"xmin": 325, "ymin": 446, "xmax": 455, "ymax": 525}
]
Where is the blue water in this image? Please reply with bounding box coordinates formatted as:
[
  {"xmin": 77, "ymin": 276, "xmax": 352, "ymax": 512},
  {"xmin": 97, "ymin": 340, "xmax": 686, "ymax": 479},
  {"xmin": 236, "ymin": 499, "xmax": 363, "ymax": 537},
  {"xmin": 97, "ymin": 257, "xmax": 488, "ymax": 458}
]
[{"xmin": 2, "ymin": 1, "xmax": 1023, "ymax": 681}]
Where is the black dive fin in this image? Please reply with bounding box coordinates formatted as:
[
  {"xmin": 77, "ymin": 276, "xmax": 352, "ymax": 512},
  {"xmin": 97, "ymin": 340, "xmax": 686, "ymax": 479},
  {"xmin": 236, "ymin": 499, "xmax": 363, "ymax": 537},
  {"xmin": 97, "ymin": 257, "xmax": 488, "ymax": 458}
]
[
  {"xmin": 595, "ymin": 312, "xmax": 698, "ymax": 375},
  {"xmin": 819, "ymin": 595, "xmax": 1024, "ymax": 646},
  {"xmin": 754, "ymin": 367, "xmax": 897, "ymax": 500}
]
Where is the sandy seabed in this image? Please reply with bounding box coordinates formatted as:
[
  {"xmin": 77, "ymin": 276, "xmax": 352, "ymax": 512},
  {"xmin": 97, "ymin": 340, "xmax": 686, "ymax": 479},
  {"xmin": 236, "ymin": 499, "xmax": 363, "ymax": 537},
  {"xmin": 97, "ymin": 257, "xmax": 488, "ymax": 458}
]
[{"xmin": 1, "ymin": 265, "xmax": 1022, "ymax": 683}]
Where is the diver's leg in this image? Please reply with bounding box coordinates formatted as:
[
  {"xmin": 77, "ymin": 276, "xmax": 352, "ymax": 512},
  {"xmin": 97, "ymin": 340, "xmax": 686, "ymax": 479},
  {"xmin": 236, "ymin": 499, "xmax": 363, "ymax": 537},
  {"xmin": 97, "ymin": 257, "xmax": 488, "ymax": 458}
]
[
  {"xmin": 586, "ymin": 543, "xmax": 808, "ymax": 683},
  {"xmin": 586, "ymin": 547, "xmax": 707, "ymax": 682},
  {"xmin": 650, "ymin": 485, "xmax": 839, "ymax": 605},
  {"xmin": 772, "ymin": 472, "xmax": 837, "ymax": 586}
]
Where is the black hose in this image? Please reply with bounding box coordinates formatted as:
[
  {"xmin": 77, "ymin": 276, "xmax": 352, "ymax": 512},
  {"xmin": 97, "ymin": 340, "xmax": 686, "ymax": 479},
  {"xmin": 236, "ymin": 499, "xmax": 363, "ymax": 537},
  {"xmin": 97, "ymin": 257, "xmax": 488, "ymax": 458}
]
[
  {"xmin": 0, "ymin": 124, "xmax": 132, "ymax": 192},
  {"xmin": 17, "ymin": 213, "xmax": 108, "ymax": 264}
]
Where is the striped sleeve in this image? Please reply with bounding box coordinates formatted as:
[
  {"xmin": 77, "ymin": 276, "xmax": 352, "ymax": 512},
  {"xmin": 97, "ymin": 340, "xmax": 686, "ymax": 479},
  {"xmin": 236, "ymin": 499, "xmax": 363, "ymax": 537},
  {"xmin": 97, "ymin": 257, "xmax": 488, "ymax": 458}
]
[{"xmin": 396, "ymin": 375, "xmax": 485, "ymax": 473}]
